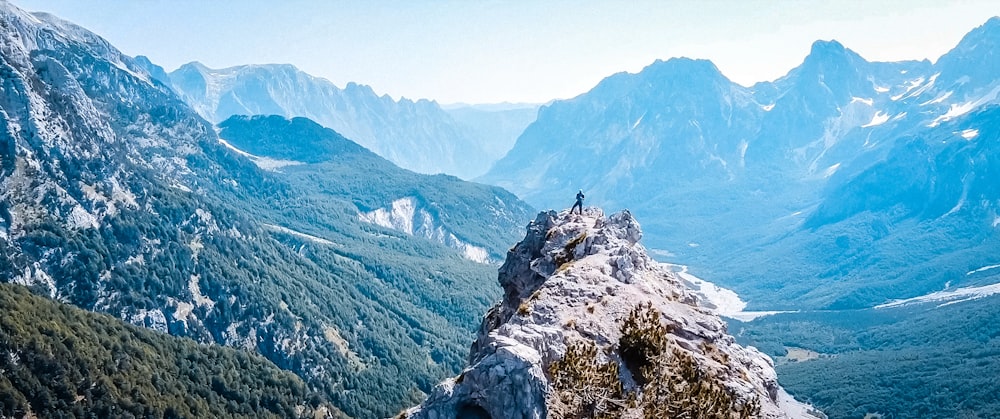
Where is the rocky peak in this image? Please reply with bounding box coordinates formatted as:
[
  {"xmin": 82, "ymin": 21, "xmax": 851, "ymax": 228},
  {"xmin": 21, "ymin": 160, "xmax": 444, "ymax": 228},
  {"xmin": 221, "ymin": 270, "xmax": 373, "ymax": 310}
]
[
  {"xmin": 934, "ymin": 16, "xmax": 1000, "ymax": 96},
  {"xmin": 404, "ymin": 208, "xmax": 818, "ymax": 418},
  {"xmin": 788, "ymin": 39, "xmax": 872, "ymax": 98}
]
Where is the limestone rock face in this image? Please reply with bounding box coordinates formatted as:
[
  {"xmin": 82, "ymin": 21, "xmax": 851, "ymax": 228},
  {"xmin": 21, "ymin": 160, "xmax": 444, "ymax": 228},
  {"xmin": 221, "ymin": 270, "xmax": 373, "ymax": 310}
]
[{"xmin": 405, "ymin": 208, "xmax": 820, "ymax": 419}]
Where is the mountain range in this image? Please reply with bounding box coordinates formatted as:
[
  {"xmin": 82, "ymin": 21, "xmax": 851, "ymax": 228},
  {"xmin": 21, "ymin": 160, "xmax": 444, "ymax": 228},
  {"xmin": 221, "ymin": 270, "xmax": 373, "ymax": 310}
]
[
  {"xmin": 5, "ymin": 0, "xmax": 1000, "ymax": 417},
  {"xmin": 134, "ymin": 58, "xmax": 537, "ymax": 179},
  {"xmin": 482, "ymin": 17, "xmax": 1000, "ymax": 311},
  {"xmin": 477, "ymin": 15, "xmax": 1000, "ymax": 417},
  {"xmin": 0, "ymin": 3, "xmax": 533, "ymax": 417}
]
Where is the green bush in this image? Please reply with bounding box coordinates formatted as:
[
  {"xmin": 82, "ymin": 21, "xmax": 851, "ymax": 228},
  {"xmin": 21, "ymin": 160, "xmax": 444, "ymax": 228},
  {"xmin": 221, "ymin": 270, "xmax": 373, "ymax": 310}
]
[{"xmin": 547, "ymin": 303, "xmax": 759, "ymax": 418}]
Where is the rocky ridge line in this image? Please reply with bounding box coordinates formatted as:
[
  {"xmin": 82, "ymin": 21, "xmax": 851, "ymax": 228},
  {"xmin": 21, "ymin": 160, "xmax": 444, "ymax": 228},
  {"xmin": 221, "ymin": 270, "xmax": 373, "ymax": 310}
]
[{"xmin": 404, "ymin": 208, "xmax": 819, "ymax": 418}]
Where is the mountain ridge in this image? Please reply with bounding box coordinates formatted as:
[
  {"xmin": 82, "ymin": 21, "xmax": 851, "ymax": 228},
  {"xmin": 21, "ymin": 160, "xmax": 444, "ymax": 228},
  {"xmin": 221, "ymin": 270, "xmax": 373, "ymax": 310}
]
[
  {"xmin": 481, "ymin": 15, "xmax": 1000, "ymax": 311},
  {"xmin": 405, "ymin": 208, "xmax": 819, "ymax": 418},
  {"xmin": 157, "ymin": 59, "xmax": 524, "ymax": 179},
  {"xmin": 0, "ymin": 3, "xmax": 534, "ymax": 417}
]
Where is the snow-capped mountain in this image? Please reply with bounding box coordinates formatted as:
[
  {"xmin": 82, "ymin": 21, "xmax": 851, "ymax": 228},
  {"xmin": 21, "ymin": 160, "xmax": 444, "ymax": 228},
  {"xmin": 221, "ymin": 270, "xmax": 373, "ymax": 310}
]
[
  {"xmin": 0, "ymin": 3, "xmax": 533, "ymax": 417},
  {"xmin": 147, "ymin": 60, "xmax": 523, "ymax": 179},
  {"xmin": 481, "ymin": 17, "xmax": 1000, "ymax": 312}
]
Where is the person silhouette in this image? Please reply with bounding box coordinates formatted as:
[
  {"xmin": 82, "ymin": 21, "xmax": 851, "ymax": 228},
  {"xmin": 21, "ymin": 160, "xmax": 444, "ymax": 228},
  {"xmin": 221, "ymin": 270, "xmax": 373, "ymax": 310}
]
[{"xmin": 571, "ymin": 190, "xmax": 585, "ymax": 214}]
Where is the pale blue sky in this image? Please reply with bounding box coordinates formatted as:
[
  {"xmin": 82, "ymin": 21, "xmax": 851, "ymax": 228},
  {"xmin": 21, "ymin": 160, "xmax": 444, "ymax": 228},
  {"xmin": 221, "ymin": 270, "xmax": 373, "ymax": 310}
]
[{"xmin": 11, "ymin": 0, "xmax": 1000, "ymax": 104}]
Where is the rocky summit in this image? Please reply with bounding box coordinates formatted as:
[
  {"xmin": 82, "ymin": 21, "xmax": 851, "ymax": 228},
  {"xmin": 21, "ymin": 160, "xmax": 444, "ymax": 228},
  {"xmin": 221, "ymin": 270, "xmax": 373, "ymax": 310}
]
[{"xmin": 404, "ymin": 208, "xmax": 819, "ymax": 418}]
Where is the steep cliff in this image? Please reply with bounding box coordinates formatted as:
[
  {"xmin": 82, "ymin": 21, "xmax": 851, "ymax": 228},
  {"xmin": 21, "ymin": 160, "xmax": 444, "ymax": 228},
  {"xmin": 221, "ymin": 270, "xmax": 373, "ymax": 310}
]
[{"xmin": 404, "ymin": 208, "xmax": 820, "ymax": 418}]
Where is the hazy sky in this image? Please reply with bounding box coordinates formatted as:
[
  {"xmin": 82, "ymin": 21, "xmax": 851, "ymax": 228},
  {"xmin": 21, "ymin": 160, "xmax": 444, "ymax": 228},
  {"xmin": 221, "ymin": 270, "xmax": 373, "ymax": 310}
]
[{"xmin": 11, "ymin": 0, "xmax": 1000, "ymax": 104}]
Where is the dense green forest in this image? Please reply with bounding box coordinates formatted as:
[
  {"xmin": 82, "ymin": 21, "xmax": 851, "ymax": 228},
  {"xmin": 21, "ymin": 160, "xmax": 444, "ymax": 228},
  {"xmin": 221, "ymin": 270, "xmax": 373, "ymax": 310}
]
[
  {"xmin": 0, "ymin": 70, "xmax": 523, "ymax": 417},
  {"xmin": 730, "ymin": 295, "xmax": 1000, "ymax": 418},
  {"xmin": 2, "ymin": 148, "xmax": 506, "ymax": 417},
  {"xmin": 0, "ymin": 283, "xmax": 338, "ymax": 418},
  {"xmin": 217, "ymin": 115, "xmax": 533, "ymax": 258}
]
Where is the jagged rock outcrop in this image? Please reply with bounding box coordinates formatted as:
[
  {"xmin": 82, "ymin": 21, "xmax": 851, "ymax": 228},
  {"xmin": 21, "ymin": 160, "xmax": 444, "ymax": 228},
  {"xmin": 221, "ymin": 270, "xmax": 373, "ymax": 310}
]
[{"xmin": 404, "ymin": 208, "xmax": 819, "ymax": 418}]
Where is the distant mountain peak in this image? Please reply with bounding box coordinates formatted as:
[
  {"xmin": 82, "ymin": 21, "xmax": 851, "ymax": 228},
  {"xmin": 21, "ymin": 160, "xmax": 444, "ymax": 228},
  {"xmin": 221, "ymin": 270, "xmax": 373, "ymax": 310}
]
[
  {"xmin": 933, "ymin": 16, "xmax": 1000, "ymax": 92},
  {"xmin": 810, "ymin": 39, "xmax": 846, "ymax": 54},
  {"xmin": 176, "ymin": 60, "xmax": 211, "ymax": 73},
  {"xmin": 781, "ymin": 38, "xmax": 873, "ymax": 99},
  {"xmin": 801, "ymin": 39, "xmax": 867, "ymax": 69},
  {"xmin": 949, "ymin": 15, "xmax": 1000, "ymax": 53},
  {"xmin": 645, "ymin": 56, "xmax": 726, "ymax": 78},
  {"xmin": 976, "ymin": 15, "xmax": 1000, "ymax": 33}
]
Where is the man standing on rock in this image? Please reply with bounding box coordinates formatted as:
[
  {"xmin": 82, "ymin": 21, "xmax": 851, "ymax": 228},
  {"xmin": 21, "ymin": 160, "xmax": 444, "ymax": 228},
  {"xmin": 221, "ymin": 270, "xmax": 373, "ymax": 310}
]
[{"xmin": 571, "ymin": 189, "xmax": 585, "ymax": 214}]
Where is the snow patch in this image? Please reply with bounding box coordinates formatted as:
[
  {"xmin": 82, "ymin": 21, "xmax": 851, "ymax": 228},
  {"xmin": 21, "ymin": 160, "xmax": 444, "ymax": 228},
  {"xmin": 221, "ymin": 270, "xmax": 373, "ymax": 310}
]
[
  {"xmin": 760, "ymin": 104, "xmax": 775, "ymax": 112},
  {"xmin": 253, "ymin": 156, "xmax": 305, "ymax": 171},
  {"xmin": 263, "ymin": 224, "xmax": 336, "ymax": 246},
  {"xmin": 891, "ymin": 76, "xmax": 926, "ymax": 100},
  {"xmin": 920, "ymin": 91, "xmax": 953, "ymax": 106},
  {"xmin": 930, "ymin": 102, "xmax": 976, "ymax": 126},
  {"xmin": 217, "ymin": 138, "xmax": 304, "ymax": 171},
  {"xmin": 892, "ymin": 73, "xmax": 939, "ymax": 101},
  {"xmin": 877, "ymin": 282, "xmax": 1000, "ymax": 309},
  {"xmin": 738, "ymin": 139, "xmax": 749, "ymax": 167},
  {"xmin": 630, "ymin": 112, "xmax": 646, "ymax": 130},
  {"xmin": 823, "ymin": 163, "xmax": 841, "ymax": 178},
  {"xmin": 850, "ymin": 97, "xmax": 873, "ymax": 106},
  {"xmin": 861, "ymin": 111, "xmax": 889, "ymax": 128},
  {"xmin": 943, "ymin": 174, "xmax": 971, "ymax": 216},
  {"xmin": 960, "ymin": 129, "xmax": 979, "ymax": 139},
  {"xmin": 195, "ymin": 208, "xmax": 213, "ymax": 225},
  {"xmin": 218, "ymin": 138, "xmax": 254, "ymax": 158},
  {"xmin": 171, "ymin": 183, "xmax": 193, "ymax": 193},
  {"xmin": 929, "ymin": 84, "xmax": 1000, "ymax": 127},
  {"xmin": 968, "ymin": 264, "xmax": 1000, "ymax": 276},
  {"xmin": 874, "ymin": 86, "xmax": 890, "ymax": 93}
]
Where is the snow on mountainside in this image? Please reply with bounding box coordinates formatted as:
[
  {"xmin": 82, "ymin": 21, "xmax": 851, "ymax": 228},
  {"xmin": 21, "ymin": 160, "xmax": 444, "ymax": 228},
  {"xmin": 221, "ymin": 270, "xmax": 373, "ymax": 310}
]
[
  {"xmin": 157, "ymin": 61, "xmax": 516, "ymax": 179},
  {"xmin": 481, "ymin": 17, "xmax": 1000, "ymax": 311},
  {"xmin": 406, "ymin": 209, "xmax": 820, "ymax": 418},
  {"xmin": 0, "ymin": 3, "xmax": 535, "ymax": 417}
]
